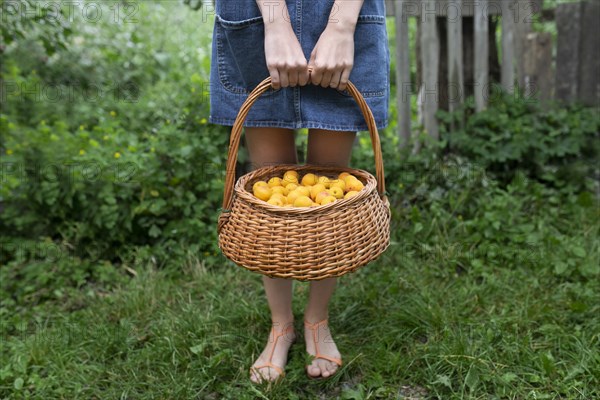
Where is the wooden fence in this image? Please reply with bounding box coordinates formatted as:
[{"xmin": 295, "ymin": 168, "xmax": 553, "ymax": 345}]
[{"xmin": 384, "ymin": 0, "xmax": 600, "ymax": 147}]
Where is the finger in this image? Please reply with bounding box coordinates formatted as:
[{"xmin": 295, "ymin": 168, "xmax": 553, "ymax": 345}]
[
  {"xmin": 308, "ymin": 50, "xmax": 322, "ymax": 85},
  {"xmin": 268, "ymin": 67, "xmax": 281, "ymax": 90},
  {"xmin": 320, "ymin": 69, "xmax": 333, "ymax": 88},
  {"xmin": 310, "ymin": 65, "xmax": 323, "ymax": 85},
  {"xmin": 338, "ymin": 67, "xmax": 351, "ymax": 92},
  {"xmin": 298, "ymin": 66, "xmax": 310, "ymax": 86},
  {"xmin": 296, "ymin": 59, "xmax": 309, "ymax": 86},
  {"xmin": 288, "ymin": 65, "xmax": 299, "ymax": 87},
  {"xmin": 279, "ymin": 68, "xmax": 290, "ymax": 88},
  {"xmin": 329, "ymin": 69, "xmax": 342, "ymax": 89}
]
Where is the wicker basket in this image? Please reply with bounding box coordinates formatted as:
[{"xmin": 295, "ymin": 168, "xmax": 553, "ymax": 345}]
[{"xmin": 217, "ymin": 77, "xmax": 391, "ymax": 281}]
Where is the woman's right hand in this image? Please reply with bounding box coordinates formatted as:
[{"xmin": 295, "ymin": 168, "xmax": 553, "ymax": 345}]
[{"xmin": 263, "ymin": 21, "xmax": 310, "ymax": 90}]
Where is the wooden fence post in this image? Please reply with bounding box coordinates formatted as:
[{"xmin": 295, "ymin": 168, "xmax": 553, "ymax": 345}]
[
  {"xmin": 474, "ymin": 0, "xmax": 489, "ymax": 111},
  {"xmin": 577, "ymin": 1, "xmax": 600, "ymax": 106},
  {"xmin": 514, "ymin": 0, "xmax": 543, "ymax": 90},
  {"xmin": 501, "ymin": 0, "xmax": 515, "ymax": 93},
  {"xmin": 420, "ymin": 0, "xmax": 440, "ymax": 140},
  {"xmin": 447, "ymin": 0, "xmax": 464, "ymax": 129},
  {"xmin": 555, "ymin": 1, "xmax": 600, "ymax": 107},
  {"xmin": 555, "ymin": 2, "xmax": 581, "ymax": 103},
  {"xmin": 394, "ymin": 0, "xmax": 412, "ymax": 148},
  {"xmin": 523, "ymin": 32, "xmax": 554, "ymax": 105}
]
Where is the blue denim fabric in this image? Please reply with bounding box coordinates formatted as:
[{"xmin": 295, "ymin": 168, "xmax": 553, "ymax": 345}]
[{"xmin": 208, "ymin": 0, "xmax": 390, "ymax": 132}]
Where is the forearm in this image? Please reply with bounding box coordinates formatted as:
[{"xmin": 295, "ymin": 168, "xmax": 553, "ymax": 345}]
[
  {"xmin": 255, "ymin": 0, "xmax": 291, "ymax": 30},
  {"xmin": 327, "ymin": 0, "xmax": 365, "ymax": 33}
]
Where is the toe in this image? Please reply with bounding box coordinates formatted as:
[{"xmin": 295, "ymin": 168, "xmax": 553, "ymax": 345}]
[
  {"xmin": 317, "ymin": 359, "xmax": 332, "ymax": 377},
  {"xmin": 250, "ymin": 367, "xmax": 274, "ymax": 383},
  {"xmin": 323, "ymin": 362, "xmax": 335, "ymax": 376},
  {"xmin": 317, "ymin": 361, "xmax": 336, "ymax": 378},
  {"xmin": 307, "ymin": 363, "xmax": 321, "ymax": 377},
  {"xmin": 328, "ymin": 363, "xmax": 338, "ymax": 376},
  {"xmin": 264, "ymin": 367, "xmax": 278, "ymax": 382},
  {"xmin": 327, "ymin": 362, "xmax": 338, "ymax": 375}
]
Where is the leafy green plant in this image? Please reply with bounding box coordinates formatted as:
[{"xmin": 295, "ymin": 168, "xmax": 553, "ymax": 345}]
[
  {"xmin": 1, "ymin": 114, "xmax": 229, "ymax": 267},
  {"xmin": 0, "ymin": 0, "xmax": 72, "ymax": 55},
  {"xmin": 438, "ymin": 93, "xmax": 600, "ymax": 192},
  {"xmin": 0, "ymin": 2, "xmax": 230, "ymax": 317}
]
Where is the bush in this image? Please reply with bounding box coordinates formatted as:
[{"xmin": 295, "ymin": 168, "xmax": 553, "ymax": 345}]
[
  {"xmin": 438, "ymin": 94, "xmax": 600, "ymax": 192},
  {"xmin": 1, "ymin": 114, "xmax": 229, "ymax": 268},
  {"xmin": 0, "ymin": 2, "xmax": 230, "ymax": 310}
]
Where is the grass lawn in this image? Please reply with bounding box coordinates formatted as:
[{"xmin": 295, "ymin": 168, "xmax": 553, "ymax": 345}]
[{"xmin": 2, "ymin": 198, "xmax": 598, "ymax": 399}]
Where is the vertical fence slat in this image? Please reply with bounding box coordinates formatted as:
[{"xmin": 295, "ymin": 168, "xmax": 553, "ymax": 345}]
[
  {"xmin": 394, "ymin": 0, "xmax": 412, "ymax": 148},
  {"xmin": 447, "ymin": 0, "xmax": 464, "ymax": 125},
  {"xmin": 501, "ymin": 0, "xmax": 515, "ymax": 93},
  {"xmin": 474, "ymin": 0, "xmax": 489, "ymax": 111},
  {"xmin": 514, "ymin": 0, "xmax": 541, "ymax": 90},
  {"xmin": 555, "ymin": 2, "xmax": 581, "ymax": 103},
  {"xmin": 523, "ymin": 32, "xmax": 554, "ymax": 105},
  {"xmin": 420, "ymin": 0, "xmax": 440, "ymax": 140},
  {"xmin": 577, "ymin": 1, "xmax": 600, "ymax": 106}
]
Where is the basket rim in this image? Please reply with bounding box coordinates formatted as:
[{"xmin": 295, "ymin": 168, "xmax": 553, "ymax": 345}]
[{"xmin": 232, "ymin": 164, "xmax": 379, "ymax": 215}]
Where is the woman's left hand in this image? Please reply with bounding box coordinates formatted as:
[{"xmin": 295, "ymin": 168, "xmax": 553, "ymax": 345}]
[{"xmin": 308, "ymin": 23, "xmax": 355, "ymax": 92}]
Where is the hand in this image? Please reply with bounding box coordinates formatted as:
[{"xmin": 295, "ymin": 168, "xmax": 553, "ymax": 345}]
[
  {"xmin": 307, "ymin": 24, "xmax": 355, "ymax": 92},
  {"xmin": 264, "ymin": 22, "xmax": 310, "ymax": 90}
]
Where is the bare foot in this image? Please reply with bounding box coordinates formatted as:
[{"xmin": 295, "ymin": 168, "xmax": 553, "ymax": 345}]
[
  {"xmin": 304, "ymin": 319, "xmax": 342, "ymax": 378},
  {"xmin": 249, "ymin": 321, "xmax": 296, "ymax": 383}
]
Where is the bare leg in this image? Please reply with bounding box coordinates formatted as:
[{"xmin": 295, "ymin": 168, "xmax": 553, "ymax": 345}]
[
  {"xmin": 304, "ymin": 128, "xmax": 356, "ymax": 378},
  {"xmin": 245, "ymin": 127, "xmax": 298, "ymax": 383}
]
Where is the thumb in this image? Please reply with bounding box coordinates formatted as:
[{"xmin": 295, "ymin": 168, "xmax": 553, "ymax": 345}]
[
  {"xmin": 308, "ymin": 49, "xmax": 319, "ymax": 84},
  {"xmin": 308, "ymin": 48, "xmax": 316, "ymax": 68}
]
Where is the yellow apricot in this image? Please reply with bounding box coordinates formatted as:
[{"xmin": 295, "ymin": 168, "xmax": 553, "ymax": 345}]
[
  {"xmin": 285, "ymin": 183, "xmax": 299, "ymax": 191},
  {"xmin": 310, "ymin": 184, "xmax": 327, "ymax": 200},
  {"xmin": 271, "ymin": 186, "xmax": 289, "ymax": 196},
  {"xmin": 317, "ymin": 176, "xmax": 331, "ymax": 188},
  {"xmin": 296, "ymin": 186, "xmax": 311, "ymax": 197},
  {"xmin": 254, "ymin": 186, "xmax": 272, "ymax": 201},
  {"xmin": 344, "ymin": 190, "xmax": 359, "ymax": 199},
  {"xmin": 293, "ymin": 195, "xmax": 313, "ymax": 207},
  {"xmin": 329, "ymin": 179, "xmax": 346, "ymax": 191},
  {"xmin": 343, "ymin": 174, "xmax": 358, "ymax": 184},
  {"xmin": 301, "ymin": 173, "xmax": 318, "ymax": 186},
  {"xmin": 252, "ymin": 181, "xmax": 268, "ymax": 191},
  {"xmin": 286, "ymin": 190, "xmax": 302, "ymax": 204},
  {"xmin": 268, "ymin": 177, "xmax": 283, "ymax": 187},
  {"xmin": 346, "ymin": 178, "xmax": 364, "ymax": 192},
  {"xmin": 267, "ymin": 197, "xmax": 284, "ymax": 207},
  {"xmin": 315, "ymin": 191, "xmax": 331, "ymax": 204},
  {"xmin": 320, "ymin": 195, "xmax": 337, "ymax": 205},
  {"xmin": 282, "ymin": 171, "xmax": 299, "ymax": 185},
  {"xmin": 270, "ymin": 192, "xmax": 286, "ymax": 202},
  {"xmin": 329, "ymin": 186, "xmax": 344, "ymax": 199},
  {"xmin": 283, "ymin": 170, "xmax": 299, "ymax": 180}
]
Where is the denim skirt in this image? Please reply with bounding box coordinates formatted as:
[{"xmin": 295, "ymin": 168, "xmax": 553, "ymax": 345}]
[{"xmin": 208, "ymin": 0, "xmax": 390, "ymax": 132}]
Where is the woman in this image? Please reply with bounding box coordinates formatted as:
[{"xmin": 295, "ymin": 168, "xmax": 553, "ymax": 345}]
[{"xmin": 209, "ymin": 0, "xmax": 390, "ymax": 383}]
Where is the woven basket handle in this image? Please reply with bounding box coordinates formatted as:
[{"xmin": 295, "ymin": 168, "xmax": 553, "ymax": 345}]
[{"xmin": 220, "ymin": 76, "xmax": 387, "ymax": 214}]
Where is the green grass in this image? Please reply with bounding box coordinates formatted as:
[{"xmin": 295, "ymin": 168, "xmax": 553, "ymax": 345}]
[{"xmin": 2, "ymin": 208, "xmax": 598, "ymax": 399}]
